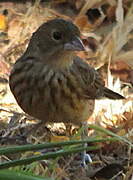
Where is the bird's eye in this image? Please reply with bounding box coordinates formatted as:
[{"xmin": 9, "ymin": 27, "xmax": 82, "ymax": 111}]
[{"xmin": 52, "ymin": 31, "xmax": 62, "ymax": 41}]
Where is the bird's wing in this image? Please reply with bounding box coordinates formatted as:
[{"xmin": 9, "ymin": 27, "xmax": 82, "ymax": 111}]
[{"xmin": 73, "ymin": 57, "xmax": 124, "ymax": 99}]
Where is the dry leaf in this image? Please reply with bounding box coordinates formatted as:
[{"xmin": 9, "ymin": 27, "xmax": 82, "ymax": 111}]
[
  {"xmin": 0, "ymin": 14, "xmax": 7, "ymax": 31},
  {"xmin": 51, "ymin": 135, "xmax": 69, "ymax": 142}
]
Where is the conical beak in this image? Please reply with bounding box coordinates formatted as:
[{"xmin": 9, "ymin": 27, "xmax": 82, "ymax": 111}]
[{"xmin": 64, "ymin": 37, "xmax": 85, "ymax": 51}]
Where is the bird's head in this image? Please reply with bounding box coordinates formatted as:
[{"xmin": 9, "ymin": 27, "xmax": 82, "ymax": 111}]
[{"xmin": 25, "ymin": 19, "xmax": 85, "ymax": 66}]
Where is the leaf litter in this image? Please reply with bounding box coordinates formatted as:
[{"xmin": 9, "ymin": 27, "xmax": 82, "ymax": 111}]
[{"xmin": 0, "ymin": 0, "xmax": 132, "ymax": 179}]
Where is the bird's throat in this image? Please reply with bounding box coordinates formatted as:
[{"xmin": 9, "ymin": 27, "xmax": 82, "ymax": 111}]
[{"xmin": 47, "ymin": 51, "xmax": 75, "ymax": 69}]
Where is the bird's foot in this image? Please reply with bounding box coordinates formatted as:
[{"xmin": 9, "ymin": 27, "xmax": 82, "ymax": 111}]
[{"xmin": 81, "ymin": 151, "xmax": 92, "ymax": 168}]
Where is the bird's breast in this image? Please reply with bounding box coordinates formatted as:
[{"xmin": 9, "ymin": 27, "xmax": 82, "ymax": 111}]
[{"xmin": 10, "ymin": 60, "xmax": 94, "ymax": 125}]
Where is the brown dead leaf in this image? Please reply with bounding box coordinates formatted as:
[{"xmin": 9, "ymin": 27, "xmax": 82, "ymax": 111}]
[
  {"xmin": 123, "ymin": 111, "xmax": 133, "ymax": 130},
  {"xmin": 117, "ymin": 129, "xmax": 127, "ymax": 136},
  {"xmin": 0, "ymin": 56, "xmax": 10, "ymax": 75},
  {"xmin": 110, "ymin": 60, "xmax": 132, "ymax": 83},
  {"xmin": 51, "ymin": 135, "xmax": 69, "ymax": 142},
  {"xmin": 115, "ymin": 51, "xmax": 133, "ymax": 68},
  {"xmin": 75, "ymin": 15, "xmax": 93, "ymax": 32},
  {"xmin": 54, "ymin": 167, "xmax": 69, "ymax": 179},
  {"xmin": 0, "ymin": 14, "xmax": 7, "ymax": 31}
]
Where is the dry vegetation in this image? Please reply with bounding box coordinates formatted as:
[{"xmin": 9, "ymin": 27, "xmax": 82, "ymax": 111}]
[{"xmin": 0, "ymin": 0, "xmax": 133, "ymax": 179}]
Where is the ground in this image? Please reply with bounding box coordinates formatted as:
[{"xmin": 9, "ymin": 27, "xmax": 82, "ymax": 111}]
[{"xmin": 0, "ymin": 0, "xmax": 133, "ymax": 179}]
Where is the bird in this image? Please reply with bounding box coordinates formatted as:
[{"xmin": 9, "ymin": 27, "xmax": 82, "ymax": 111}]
[{"xmin": 9, "ymin": 18, "xmax": 124, "ymax": 165}]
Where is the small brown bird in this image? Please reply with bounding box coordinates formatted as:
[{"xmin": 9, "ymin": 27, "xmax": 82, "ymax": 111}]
[
  {"xmin": 9, "ymin": 18, "xmax": 124, "ymax": 165},
  {"xmin": 9, "ymin": 18, "xmax": 125, "ymax": 124},
  {"xmin": 9, "ymin": 18, "xmax": 124, "ymax": 126}
]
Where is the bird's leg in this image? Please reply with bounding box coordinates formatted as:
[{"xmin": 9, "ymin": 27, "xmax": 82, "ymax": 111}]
[{"xmin": 81, "ymin": 122, "xmax": 92, "ymax": 167}]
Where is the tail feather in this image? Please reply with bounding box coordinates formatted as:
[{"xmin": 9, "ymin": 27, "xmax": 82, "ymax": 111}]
[{"xmin": 103, "ymin": 87, "xmax": 125, "ymax": 99}]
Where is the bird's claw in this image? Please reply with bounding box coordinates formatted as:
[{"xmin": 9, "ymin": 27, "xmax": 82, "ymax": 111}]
[{"xmin": 81, "ymin": 152, "xmax": 92, "ymax": 167}]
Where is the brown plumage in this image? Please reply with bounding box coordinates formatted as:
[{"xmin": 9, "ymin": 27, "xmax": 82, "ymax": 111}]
[{"xmin": 9, "ymin": 18, "xmax": 124, "ymax": 127}]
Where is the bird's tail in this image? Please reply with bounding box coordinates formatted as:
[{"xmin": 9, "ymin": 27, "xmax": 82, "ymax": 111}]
[{"xmin": 103, "ymin": 87, "xmax": 125, "ymax": 99}]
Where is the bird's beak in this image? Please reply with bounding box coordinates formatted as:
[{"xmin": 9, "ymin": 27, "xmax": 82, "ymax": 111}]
[{"xmin": 64, "ymin": 37, "xmax": 85, "ymax": 51}]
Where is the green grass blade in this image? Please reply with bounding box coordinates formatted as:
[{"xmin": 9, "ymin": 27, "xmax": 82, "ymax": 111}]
[
  {"xmin": 0, "ymin": 146, "xmax": 99, "ymax": 169},
  {"xmin": 89, "ymin": 124, "xmax": 133, "ymax": 148},
  {"xmin": 0, "ymin": 137, "xmax": 117, "ymax": 155},
  {"xmin": 0, "ymin": 170, "xmax": 52, "ymax": 180}
]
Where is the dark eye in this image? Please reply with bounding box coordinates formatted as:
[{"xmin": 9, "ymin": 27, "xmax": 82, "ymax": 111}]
[{"xmin": 52, "ymin": 31, "xmax": 62, "ymax": 41}]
